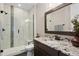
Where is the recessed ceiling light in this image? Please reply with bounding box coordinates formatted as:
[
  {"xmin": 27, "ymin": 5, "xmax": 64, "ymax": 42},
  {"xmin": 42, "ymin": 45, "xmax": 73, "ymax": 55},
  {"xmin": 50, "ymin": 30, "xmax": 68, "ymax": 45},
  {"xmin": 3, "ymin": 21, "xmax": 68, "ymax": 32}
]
[{"xmin": 18, "ymin": 4, "xmax": 21, "ymax": 7}]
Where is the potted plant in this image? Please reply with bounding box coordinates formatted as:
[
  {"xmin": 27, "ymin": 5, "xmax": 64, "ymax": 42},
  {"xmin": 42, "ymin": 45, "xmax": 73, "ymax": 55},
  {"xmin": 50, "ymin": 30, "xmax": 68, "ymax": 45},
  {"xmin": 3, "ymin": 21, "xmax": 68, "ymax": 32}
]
[{"xmin": 71, "ymin": 15, "xmax": 79, "ymax": 47}]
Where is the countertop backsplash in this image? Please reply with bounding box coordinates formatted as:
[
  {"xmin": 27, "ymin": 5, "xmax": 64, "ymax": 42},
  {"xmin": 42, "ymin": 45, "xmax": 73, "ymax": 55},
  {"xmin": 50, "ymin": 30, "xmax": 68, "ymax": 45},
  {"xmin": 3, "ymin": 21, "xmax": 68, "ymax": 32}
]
[{"xmin": 44, "ymin": 34, "xmax": 75, "ymax": 41}]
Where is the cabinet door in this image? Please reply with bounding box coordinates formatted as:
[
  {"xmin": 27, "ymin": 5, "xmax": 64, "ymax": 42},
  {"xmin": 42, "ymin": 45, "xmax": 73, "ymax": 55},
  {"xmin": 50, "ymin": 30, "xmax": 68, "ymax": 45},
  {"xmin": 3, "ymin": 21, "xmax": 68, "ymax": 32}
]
[
  {"xmin": 34, "ymin": 46, "xmax": 49, "ymax": 56},
  {"xmin": 34, "ymin": 46, "xmax": 40, "ymax": 56},
  {"xmin": 34, "ymin": 40, "xmax": 58, "ymax": 56},
  {"xmin": 37, "ymin": 41, "xmax": 58, "ymax": 56},
  {"xmin": 58, "ymin": 51, "xmax": 68, "ymax": 56}
]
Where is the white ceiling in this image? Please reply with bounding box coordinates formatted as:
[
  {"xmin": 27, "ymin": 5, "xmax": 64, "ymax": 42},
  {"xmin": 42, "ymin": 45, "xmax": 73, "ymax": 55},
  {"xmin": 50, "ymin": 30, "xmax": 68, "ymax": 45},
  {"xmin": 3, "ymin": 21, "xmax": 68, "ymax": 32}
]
[{"xmin": 9, "ymin": 3, "xmax": 35, "ymax": 11}]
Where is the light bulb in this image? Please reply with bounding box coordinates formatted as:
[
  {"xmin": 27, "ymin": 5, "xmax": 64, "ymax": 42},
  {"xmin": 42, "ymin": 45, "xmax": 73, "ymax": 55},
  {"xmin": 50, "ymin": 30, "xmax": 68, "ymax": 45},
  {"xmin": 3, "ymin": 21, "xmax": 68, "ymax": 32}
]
[{"xmin": 18, "ymin": 4, "xmax": 21, "ymax": 7}]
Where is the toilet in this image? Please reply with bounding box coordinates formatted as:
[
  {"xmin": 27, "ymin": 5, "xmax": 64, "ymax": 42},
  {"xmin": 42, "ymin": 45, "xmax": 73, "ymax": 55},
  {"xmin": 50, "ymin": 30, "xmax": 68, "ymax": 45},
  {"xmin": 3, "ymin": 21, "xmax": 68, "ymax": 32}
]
[{"xmin": 25, "ymin": 43, "xmax": 34, "ymax": 56}]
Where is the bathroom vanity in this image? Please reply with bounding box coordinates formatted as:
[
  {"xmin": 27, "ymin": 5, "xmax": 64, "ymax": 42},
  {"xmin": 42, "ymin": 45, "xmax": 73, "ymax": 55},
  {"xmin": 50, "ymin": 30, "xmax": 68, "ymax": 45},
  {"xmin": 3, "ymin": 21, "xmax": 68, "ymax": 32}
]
[
  {"xmin": 34, "ymin": 37, "xmax": 79, "ymax": 56},
  {"xmin": 34, "ymin": 40, "xmax": 68, "ymax": 56}
]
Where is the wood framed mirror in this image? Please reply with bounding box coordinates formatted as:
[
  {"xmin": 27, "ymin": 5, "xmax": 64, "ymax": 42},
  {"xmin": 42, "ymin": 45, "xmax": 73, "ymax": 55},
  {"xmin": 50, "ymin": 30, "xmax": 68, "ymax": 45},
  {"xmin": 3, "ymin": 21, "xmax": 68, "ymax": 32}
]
[{"xmin": 44, "ymin": 3, "xmax": 78, "ymax": 36}]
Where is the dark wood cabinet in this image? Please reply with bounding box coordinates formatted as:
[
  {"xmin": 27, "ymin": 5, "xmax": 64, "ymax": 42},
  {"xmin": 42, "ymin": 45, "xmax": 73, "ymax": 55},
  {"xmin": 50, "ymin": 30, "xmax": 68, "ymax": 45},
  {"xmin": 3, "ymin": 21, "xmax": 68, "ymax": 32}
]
[
  {"xmin": 58, "ymin": 51, "xmax": 69, "ymax": 56},
  {"xmin": 34, "ymin": 40, "xmax": 68, "ymax": 56}
]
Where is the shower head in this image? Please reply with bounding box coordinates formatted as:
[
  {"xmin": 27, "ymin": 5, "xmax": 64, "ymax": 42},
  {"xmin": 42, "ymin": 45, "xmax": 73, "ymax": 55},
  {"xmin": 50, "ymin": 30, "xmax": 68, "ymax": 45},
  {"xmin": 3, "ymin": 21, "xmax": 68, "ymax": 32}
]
[{"xmin": 0, "ymin": 10, "xmax": 8, "ymax": 15}]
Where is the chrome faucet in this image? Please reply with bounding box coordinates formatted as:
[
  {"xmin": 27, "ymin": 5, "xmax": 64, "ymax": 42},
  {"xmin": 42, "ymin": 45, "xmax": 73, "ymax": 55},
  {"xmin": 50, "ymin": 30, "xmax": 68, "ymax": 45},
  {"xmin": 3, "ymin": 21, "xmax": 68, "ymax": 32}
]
[
  {"xmin": 55, "ymin": 35, "xmax": 61, "ymax": 40},
  {"xmin": 64, "ymin": 38, "xmax": 71, "ymax": 42}
]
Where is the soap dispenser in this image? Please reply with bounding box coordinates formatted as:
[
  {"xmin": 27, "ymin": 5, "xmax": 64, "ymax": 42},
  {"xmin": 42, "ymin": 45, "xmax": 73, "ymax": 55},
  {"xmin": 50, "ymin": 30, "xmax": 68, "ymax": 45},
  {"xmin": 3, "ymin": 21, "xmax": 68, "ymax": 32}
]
[{"xmin": 36, "ymin": 33, "xmax": 40, "ymax": 38}]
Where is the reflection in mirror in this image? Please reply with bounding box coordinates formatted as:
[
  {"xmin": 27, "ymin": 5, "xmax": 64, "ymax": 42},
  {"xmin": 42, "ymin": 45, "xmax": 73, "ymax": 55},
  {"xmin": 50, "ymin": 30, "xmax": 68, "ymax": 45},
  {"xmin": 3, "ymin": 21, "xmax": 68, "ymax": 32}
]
[
  {"xmin": 46, "ymin": 3, "xmax": 72, "ymax": 32},
  {"xmin": 45, "ymin": 3, "xmax": 79, "ymax": 35}
]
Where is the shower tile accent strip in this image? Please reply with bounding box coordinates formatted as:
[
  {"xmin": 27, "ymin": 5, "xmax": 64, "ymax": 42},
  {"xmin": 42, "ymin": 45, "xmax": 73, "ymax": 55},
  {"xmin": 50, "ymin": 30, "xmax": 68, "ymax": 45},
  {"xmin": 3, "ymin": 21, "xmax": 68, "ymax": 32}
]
[{"xmin": 10, "ymin": 5, "xmax": 14, "ymax": 47}]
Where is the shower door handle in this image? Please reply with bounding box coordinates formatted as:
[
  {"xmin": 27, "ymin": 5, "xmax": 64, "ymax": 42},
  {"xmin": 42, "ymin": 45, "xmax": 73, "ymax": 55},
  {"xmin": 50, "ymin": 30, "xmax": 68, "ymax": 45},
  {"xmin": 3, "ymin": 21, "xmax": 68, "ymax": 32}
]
[{"xmin": 18, "ymin": 29, "xmax": 19, "ymax": 34}]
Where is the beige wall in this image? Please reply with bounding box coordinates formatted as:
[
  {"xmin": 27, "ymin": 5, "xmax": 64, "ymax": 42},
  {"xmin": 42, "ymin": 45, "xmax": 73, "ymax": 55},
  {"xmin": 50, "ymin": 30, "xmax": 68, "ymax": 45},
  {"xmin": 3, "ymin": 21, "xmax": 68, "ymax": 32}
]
[{"xmin": 33, "ymin": 3, "xmax": 62, "ymax": 37}]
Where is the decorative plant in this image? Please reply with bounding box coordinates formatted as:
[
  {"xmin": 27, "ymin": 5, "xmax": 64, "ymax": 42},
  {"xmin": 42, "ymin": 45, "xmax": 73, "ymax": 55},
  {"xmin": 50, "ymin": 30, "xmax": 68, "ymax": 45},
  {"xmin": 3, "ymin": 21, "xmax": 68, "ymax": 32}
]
[{"xmin": 71, "ymin": 15, "xmax": 79, "ymax": 36}]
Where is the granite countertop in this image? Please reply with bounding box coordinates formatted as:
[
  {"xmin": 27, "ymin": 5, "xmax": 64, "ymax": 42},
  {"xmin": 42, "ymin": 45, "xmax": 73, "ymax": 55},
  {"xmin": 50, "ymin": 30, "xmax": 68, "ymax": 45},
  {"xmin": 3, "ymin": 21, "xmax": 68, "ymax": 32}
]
[{"xmin": 34, "ymin": 37, "xmax": 79, "ymax": 56}]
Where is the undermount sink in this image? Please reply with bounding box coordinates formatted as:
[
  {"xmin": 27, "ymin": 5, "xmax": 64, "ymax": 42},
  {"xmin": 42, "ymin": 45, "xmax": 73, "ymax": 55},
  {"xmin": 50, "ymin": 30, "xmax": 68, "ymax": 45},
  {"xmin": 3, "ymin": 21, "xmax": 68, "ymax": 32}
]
[
  {"xmin": 35, "ymin": 37, "xmax": 79, "ymax": 56},
  {"xmin": 60, "ymin": 42, "xmax": 69, "ymax": 46},
  {"xmin": 46, "ymin": 41, "xmax": 58, "ymax": 44}
]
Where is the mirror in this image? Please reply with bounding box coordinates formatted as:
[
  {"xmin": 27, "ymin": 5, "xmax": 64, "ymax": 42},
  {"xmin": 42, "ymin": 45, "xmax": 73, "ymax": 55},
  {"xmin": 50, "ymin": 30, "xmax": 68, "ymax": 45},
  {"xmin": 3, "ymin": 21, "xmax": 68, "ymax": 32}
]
[{"xmin": 45, "ymin": 3, "xmax": 79, "ymax": 35}]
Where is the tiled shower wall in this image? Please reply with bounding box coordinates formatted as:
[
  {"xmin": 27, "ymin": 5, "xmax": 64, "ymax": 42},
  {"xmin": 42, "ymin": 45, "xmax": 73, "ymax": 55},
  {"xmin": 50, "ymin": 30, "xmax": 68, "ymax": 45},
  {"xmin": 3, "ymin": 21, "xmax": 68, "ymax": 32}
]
[
  {"xmin": 0, "ymin": 4, "xmax": 11, "ymax": 49},
  {"xmin": 0, "ymin": 4, "xmax": 33, "ymax": 50},
  {"xmin": 12, "ymin": 6, "xmax": 34, "ymax": 47},
  {"xmin": 13, "ymin": 7, "xmax": 29, "ymax": 47}
]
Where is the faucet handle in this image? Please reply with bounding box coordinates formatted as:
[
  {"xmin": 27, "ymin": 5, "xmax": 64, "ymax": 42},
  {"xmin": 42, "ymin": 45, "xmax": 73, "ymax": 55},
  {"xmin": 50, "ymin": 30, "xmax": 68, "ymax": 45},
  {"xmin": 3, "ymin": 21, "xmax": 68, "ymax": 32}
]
[
  {"xmin": 54, "ymin": 35, "xmax": 61, "ymax": 40},
  {"xmin": 65, "ymin": 38, "xmax": 70, "ymax": 42}
]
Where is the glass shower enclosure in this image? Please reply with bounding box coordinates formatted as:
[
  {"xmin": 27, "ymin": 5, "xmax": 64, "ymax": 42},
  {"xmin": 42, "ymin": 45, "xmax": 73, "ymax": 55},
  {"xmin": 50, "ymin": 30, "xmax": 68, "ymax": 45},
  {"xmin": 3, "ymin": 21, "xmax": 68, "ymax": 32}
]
[{"xmin": 0, "ymin": 3, "xmax": 34, "ymax": 56}]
